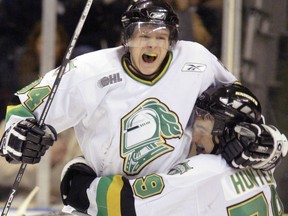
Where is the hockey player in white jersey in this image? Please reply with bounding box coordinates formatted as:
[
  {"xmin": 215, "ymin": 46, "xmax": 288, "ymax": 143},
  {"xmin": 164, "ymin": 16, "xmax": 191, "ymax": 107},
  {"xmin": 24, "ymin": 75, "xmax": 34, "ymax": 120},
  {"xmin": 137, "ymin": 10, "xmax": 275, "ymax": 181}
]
[
  {"xmin": 60, "ymin": 84, "xmax": 287, "ymax": 215},
  {"xmin": 0, "ymin": 0, "xmax": 287, "ymax": 210}
]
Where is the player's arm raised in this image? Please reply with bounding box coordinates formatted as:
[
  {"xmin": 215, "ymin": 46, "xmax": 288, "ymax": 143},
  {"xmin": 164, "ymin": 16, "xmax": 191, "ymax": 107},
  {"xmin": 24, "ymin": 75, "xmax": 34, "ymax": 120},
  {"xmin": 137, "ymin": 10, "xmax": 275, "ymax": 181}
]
[
  {"xmin": 196, "ymin": 83, "xmax": 288, "ymax": 171},
  {"xmin": 0, "ymin": 101, "xmax": 57, "ymax": 164},
  {"xmin": 222, "ymin": 122, "xmax": 288, "ymax": 171}
]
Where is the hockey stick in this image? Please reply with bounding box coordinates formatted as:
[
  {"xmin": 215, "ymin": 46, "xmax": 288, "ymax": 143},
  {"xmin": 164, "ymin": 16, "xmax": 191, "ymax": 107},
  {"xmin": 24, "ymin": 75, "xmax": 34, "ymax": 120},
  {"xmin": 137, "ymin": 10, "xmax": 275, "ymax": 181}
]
[{"xmin": 1, "ymin": 1, "xmax": 93, "ymax": 215}]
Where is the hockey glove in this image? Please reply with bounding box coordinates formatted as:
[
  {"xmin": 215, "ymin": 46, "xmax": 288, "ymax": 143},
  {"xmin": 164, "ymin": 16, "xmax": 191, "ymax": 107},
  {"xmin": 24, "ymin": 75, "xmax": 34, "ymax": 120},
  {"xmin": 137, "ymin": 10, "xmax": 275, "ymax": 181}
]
[
  {"xmin": 221, "ymin": 122, "xmax": 288, "ymax": 171},
  {"xmin": 0, "ymin": 118, "xmax": 57, "ymax": 164},
  {"xmin": 60, "ymin": 156, "xmax": 97, "ymax": 214}
]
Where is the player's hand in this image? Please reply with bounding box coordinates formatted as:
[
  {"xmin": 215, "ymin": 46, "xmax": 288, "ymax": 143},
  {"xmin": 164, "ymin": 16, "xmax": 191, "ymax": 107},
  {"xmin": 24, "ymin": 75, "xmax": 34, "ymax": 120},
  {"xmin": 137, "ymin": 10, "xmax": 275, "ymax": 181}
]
[
  {"xmin": 61, "ymin": 156, "xmax": 97, "ymax": 213},
  {"xmin": 0, "ymin": 118, "xmax": 57, "ymax": 164},
  {"xmin": 221, "ymin": 122, "xmax": 288, "ymax": 171}
]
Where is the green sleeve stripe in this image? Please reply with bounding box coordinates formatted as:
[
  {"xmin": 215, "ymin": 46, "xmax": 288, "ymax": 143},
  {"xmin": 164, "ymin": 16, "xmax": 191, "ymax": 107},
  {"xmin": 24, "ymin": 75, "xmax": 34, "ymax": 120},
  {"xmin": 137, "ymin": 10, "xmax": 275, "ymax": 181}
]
[
  {"xmin": 5, "ymin": 104, "xmax": 34, "ymax": 123},
  {"xmin": 96, "ymin": 175, "xmax": 136, "ymax": 216},
  {"xmin": 121, "ymin": 177, "xmax": 136, "ymax": 216},
  {"xmin": 96, "ymin": 176, "xmax": 113, "ymax": 216}
]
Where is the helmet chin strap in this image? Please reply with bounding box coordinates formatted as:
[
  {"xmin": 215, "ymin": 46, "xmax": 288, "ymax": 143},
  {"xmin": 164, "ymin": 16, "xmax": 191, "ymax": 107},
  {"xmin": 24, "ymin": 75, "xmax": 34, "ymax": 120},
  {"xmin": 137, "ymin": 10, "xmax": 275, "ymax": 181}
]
[
  {"xmin": 211, "ymin": 136, "xmax": 220, "ymax": 154},
  {"xmin": 209, "ymin": 117, "xmax": 224, "ymax": 155}
]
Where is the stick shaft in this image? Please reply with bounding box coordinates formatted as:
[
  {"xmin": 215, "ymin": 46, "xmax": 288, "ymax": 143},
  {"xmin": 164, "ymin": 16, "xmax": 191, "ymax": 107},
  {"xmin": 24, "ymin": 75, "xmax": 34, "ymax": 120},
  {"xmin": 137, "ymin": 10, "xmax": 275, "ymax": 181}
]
[
  {"xmin": 1, "ymin": 163, "xmax": 27, "ymax": 216},
  {"xmin": 1, "ymin": 1, "xmax": 93, "ymax": 215},
  {"xmin": 39, "ymin": 0, "xmax": 93, "ymax": 125}
]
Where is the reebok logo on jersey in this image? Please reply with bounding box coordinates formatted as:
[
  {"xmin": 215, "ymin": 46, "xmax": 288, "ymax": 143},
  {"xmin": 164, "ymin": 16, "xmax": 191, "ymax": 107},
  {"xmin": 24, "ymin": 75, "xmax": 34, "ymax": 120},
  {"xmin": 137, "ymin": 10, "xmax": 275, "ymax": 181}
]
[
  {"xmin": 98, "ymin": 73, "xmax": 123, "ymax": 88},
  {"xmin": 182, "ymin": 63, "xmax": 206, "ymax": 72}
]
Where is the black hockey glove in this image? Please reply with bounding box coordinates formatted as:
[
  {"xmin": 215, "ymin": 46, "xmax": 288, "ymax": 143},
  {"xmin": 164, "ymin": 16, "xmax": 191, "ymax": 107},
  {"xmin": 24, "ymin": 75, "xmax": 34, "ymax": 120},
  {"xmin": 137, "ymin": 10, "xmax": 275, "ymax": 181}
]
[
  {"xmin": 60, "ymin": 156, "xmax": 97, "ymax": 214},
  {"xmin": 221, "ymin": 122, "xmax": 288, "ymax": 171},
  {"xmin": 0, "ymin": 118, "xmax": 57, "ymax": 164}
]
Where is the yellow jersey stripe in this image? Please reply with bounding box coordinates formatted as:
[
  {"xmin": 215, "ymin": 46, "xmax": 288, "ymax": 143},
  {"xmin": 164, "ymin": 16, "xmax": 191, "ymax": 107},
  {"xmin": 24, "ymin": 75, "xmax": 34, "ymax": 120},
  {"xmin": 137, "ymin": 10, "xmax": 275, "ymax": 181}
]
[
  {"xmin": 106, "ymin": 175, "xmax": 124, "ymax": 216},
  {"xmin": 5, "ymin": 104, "xmax": 34, "ymax": 123}
]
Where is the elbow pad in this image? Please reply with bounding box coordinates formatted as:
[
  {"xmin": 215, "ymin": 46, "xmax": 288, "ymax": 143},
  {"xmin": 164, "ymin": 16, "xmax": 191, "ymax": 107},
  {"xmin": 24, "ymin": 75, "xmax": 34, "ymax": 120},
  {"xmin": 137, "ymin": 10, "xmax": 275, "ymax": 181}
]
[{"xmin": 60, "ymin": 156, "xmax": 97, "ymax": 214}]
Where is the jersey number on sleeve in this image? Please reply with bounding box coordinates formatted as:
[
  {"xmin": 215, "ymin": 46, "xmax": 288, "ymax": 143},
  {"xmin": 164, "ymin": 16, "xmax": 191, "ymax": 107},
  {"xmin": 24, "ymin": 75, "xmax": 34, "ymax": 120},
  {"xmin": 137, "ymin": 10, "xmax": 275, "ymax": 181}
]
[
  {"xmin": 133, "ymin": 174, "xmax": 164, "ymax": 199},
  {"xmin": 24, "ymin": 86, "xmax": 51, "ymax": 111}
]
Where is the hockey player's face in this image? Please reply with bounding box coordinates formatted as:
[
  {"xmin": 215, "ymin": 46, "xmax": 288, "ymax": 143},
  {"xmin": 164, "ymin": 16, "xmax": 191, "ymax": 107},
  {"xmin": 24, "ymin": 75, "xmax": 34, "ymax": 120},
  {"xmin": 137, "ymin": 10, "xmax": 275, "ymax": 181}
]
[
  {"xmin": 128, "ymin": 23, "xmax": 170, "ymax": 75},
  {"xmin": 191, "ymin": 117, "xmax": 216, "ymax": 155}
]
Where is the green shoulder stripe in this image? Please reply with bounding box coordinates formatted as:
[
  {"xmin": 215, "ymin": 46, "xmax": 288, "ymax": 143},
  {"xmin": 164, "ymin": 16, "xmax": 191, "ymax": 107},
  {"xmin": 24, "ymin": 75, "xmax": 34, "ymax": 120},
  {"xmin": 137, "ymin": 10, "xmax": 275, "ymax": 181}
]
[
  {"xmin": 5, "ymin": 104, "xmax": 34, "ymax": 123},
  {"xmin": 96, "ymin": 176, "xmax": 113, "ymax": 216}
]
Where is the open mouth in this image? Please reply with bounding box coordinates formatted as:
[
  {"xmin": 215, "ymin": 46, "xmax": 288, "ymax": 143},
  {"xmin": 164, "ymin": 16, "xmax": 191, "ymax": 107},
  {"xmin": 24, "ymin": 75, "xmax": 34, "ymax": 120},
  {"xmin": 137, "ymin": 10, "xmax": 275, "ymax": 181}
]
[
  {"xmin": 196, "ymin": 145, "xmax": 205, "ymax": 154},
  {"xmin": 142, "ymin": 52, "xmax": 157, "ymax": 63}
]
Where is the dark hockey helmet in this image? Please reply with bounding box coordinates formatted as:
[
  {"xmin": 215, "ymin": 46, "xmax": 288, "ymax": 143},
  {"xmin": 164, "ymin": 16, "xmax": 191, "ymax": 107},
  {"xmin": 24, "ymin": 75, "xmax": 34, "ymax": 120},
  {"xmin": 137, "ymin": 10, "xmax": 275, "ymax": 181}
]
[
  {"xmin": 121, "ymin": 0, "xmax": 179, "ymax": 46},
  {"xmin": 195, "ymin": 83, "xmax": 262, "ymax": 136}
]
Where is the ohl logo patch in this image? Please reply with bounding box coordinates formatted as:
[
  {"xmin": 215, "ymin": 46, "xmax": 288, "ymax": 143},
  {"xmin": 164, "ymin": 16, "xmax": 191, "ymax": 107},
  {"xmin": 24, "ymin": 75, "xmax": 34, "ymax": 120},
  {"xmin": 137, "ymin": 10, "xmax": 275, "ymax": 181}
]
[{"xmin": 98, "ymin": 73, "xmax": 123, "ymax": 88}]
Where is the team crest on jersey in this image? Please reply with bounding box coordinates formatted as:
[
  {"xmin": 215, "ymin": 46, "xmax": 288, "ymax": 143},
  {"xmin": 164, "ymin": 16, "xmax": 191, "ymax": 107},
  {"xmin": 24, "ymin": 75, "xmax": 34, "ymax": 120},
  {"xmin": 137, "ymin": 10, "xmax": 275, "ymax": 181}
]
[
  {"xmin": 167, "ymin": 160, "xmax": 193, "ymax": 175},
  {"xmin": 120, "ymin": 98, "xmax": 183, "ymax": 175},
  {"xmin": 182, "ymin": 63, "xmax": 206, "ymax": 72}
]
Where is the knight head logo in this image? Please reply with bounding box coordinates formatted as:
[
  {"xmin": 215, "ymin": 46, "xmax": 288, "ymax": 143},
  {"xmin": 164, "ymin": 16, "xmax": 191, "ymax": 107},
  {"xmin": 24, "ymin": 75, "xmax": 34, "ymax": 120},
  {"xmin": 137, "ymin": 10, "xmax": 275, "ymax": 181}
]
[{"xmin": 120, "ymin": 98, "xmax": 183, "ymax": 175}]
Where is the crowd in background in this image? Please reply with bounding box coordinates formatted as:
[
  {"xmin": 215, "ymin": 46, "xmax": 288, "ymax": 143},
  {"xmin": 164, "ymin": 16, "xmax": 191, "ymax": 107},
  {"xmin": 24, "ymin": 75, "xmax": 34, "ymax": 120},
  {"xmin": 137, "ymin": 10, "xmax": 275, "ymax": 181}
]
[
  {"xmin": 0, "ymin": 0, "xmax": 131, "ymax": 120},
  {"xmin": 0, "ymin": 0, "xmax": 223, "ymax": 205},
  {"xmin": 0, "ymin": 0, "xmax": 223, "ymax": 120}
]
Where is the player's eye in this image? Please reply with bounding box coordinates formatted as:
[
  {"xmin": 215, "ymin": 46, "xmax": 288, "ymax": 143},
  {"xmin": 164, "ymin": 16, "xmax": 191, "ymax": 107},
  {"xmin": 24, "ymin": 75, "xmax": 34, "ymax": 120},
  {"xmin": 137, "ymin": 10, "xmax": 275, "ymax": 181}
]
[
  {"xmin": 156, "ymin": 36, "xmax": 166, "ymax": 40},
  {"xmin": 193, "ymin": 125, "xmax": 210, "ymax": 135},
  {"xmin": 140, "ymin": 35, "xmax": 149, "ymax": 39}
]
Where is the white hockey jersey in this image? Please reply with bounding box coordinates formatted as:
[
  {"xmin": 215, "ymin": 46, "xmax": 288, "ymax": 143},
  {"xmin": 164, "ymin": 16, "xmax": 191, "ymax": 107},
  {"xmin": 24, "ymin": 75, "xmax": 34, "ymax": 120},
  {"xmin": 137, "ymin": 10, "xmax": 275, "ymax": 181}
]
[
  {"xmin": 8, "ymin": 41, "xmax": 237, "ymax": 178},
  {"xmin": 83, "ymin": 155, "xmax": 284, "ymax": 216}
]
